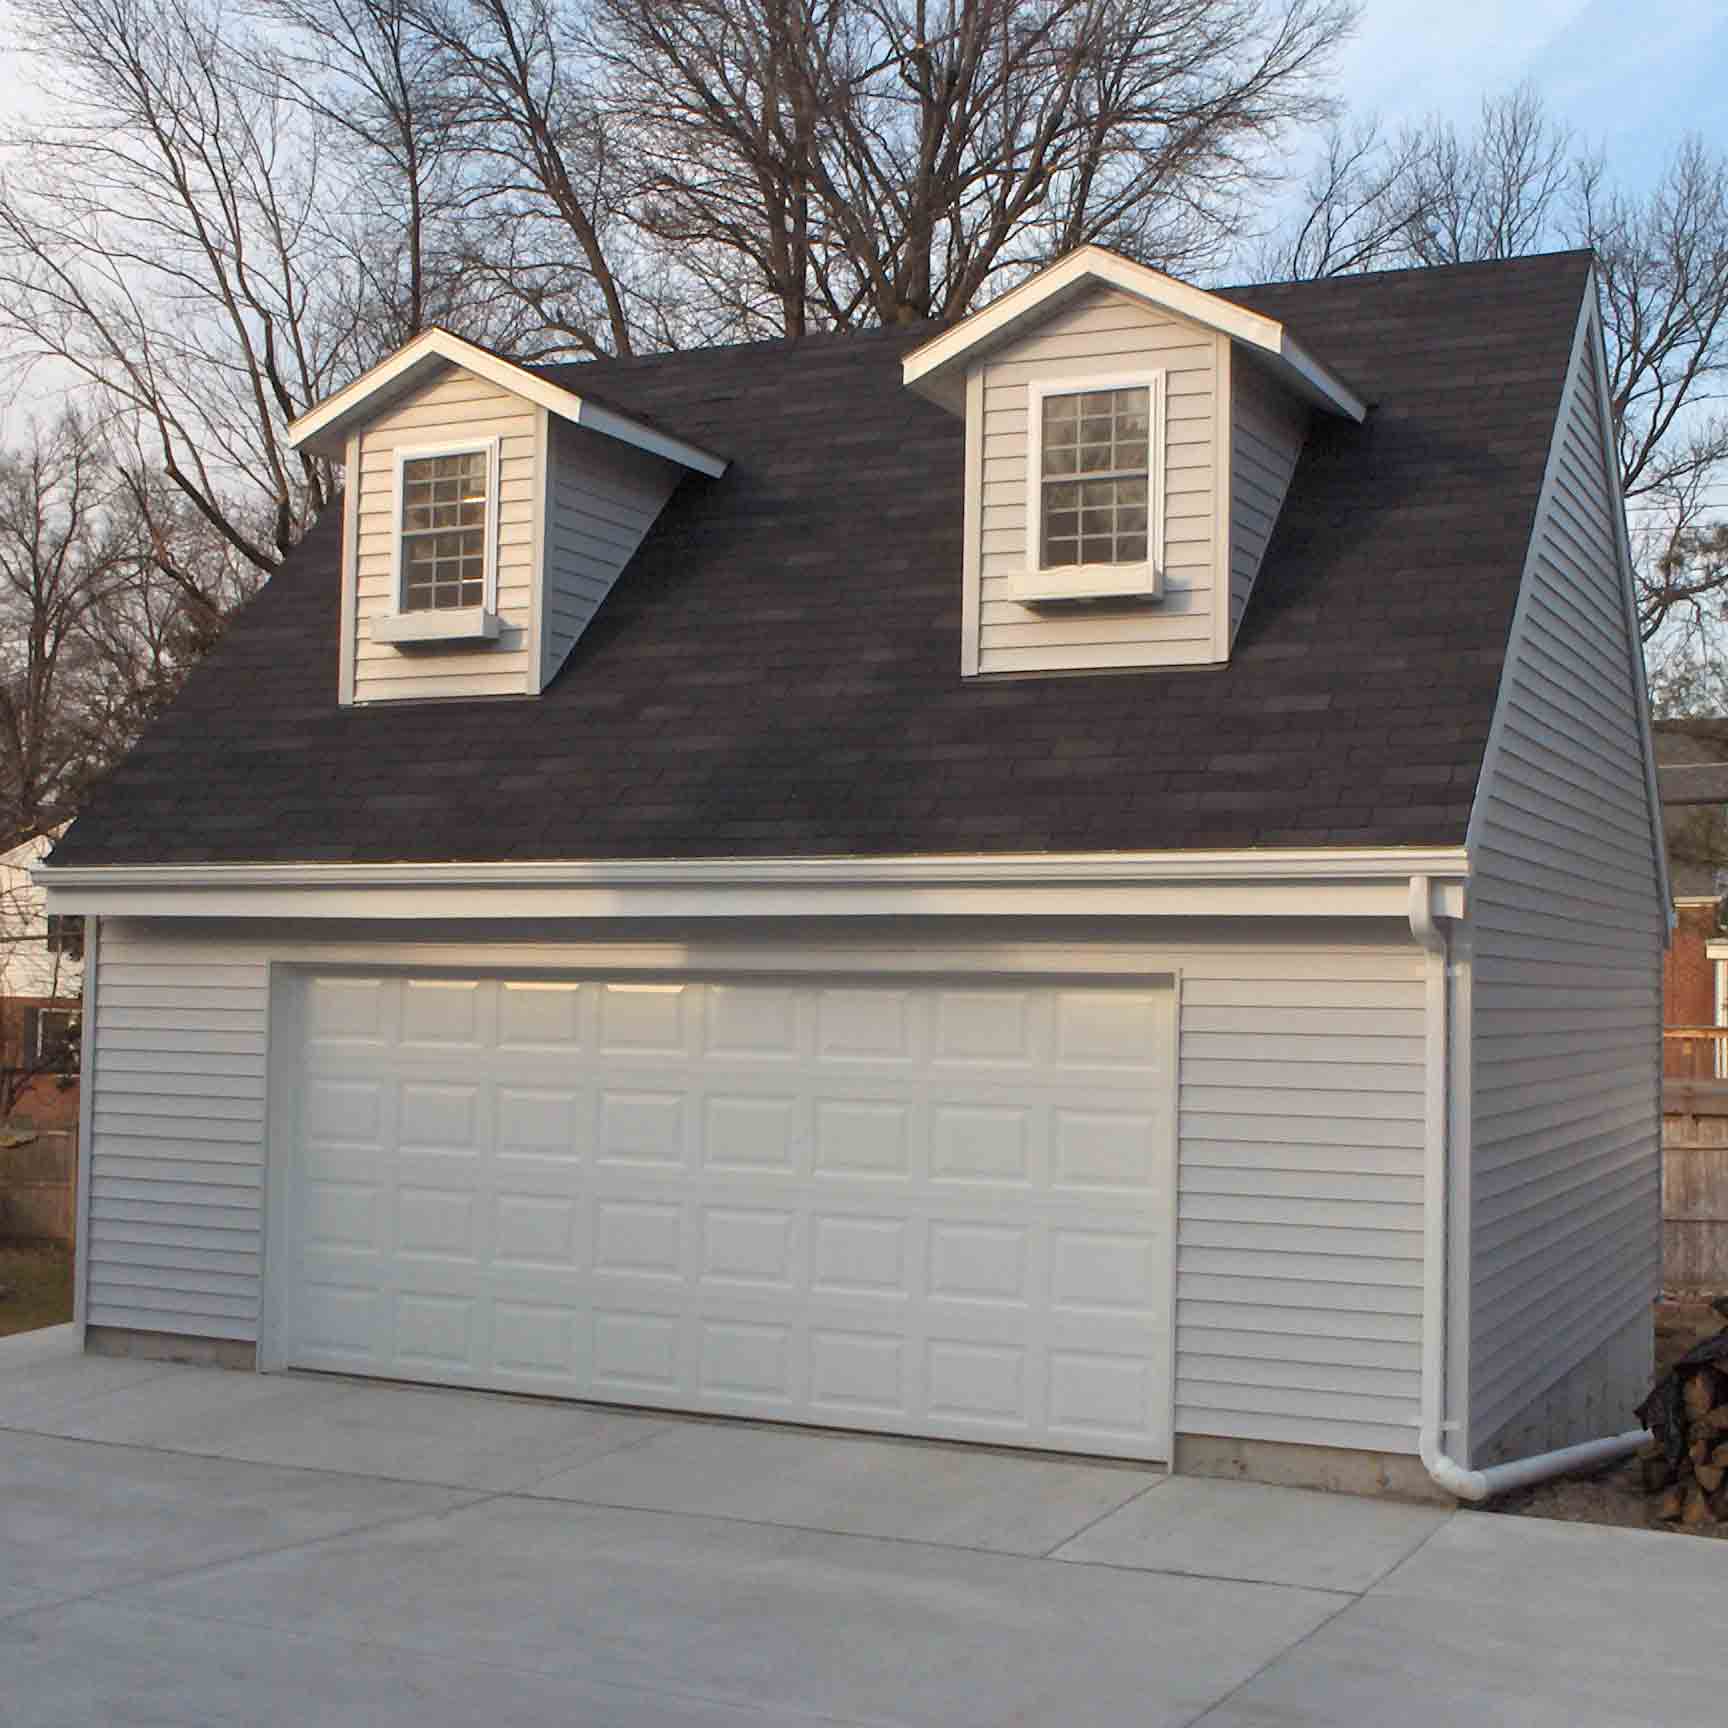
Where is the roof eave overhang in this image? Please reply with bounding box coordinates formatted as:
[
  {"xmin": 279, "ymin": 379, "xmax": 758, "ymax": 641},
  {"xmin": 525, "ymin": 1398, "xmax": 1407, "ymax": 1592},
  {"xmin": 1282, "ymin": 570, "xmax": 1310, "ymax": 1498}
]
[
  {"xmin": 287, "ymin": 327, "xmax": 729, "ymax": 477},
  {"xmin": 901, "ymin": 246, "xmax": 1367, "ymax": 423},
  {"xmin": 38, "ymin": 847, "xmax": 1468, "ymax": 922}
]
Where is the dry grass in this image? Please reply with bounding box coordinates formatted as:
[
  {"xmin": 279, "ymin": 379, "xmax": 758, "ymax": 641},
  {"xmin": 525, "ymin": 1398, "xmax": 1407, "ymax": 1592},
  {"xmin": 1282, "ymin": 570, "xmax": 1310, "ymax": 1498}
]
[{"xmin": 0, "ymin": 1243, "xmax": 73, "ymax": 1338}]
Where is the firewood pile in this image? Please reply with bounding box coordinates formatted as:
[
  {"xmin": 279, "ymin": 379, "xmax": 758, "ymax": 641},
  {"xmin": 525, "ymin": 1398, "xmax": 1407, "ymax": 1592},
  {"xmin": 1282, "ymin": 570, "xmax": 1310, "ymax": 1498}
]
[{"xmin": 1637, "ymin": 1319, "xmax": 1728, "ymax": 1528}]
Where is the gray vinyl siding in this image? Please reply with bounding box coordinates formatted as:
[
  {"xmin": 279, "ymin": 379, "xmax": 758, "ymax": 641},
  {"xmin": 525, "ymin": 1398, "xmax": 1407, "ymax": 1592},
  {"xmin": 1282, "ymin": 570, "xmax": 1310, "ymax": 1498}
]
[
  {"xmin": 84, "ymin": 917, "xmax": 1425, "ymax": 1455},
  {"xmin": 541, "ymin": 418, "xmax": 680, "ymax": 689},
  {"xmin": 974, "ymin": 286, "xmax": 1224, "ymax": 674},
  {"xmin": 350, "ymin": 363, "xmax": 539, "ymax": 703},
  {"xmin": 86, "ymin": 925, "xmax": 269, "ymax": 1340},
  {"xmin": 1176, "ymin": 939, "xmax": 1425, "ymax": 1454},
  {"xmin": 1464, "ymin": 304, "xmax": 1664, "ymax": 1460},
  {"xmin": 1229, "ymin": 361, "xmax": 1306, "ymax": 643}
]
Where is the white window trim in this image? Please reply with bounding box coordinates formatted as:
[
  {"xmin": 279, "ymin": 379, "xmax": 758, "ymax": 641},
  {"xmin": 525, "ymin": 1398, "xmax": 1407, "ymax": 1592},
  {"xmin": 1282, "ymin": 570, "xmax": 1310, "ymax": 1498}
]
[
  {"xmin": 1013, "ymin": 369, "xmax": 1166, "ymax": 605},
  {"xmin": 374, "ymin": 435, "xmax": 504, "ymax": 646}
]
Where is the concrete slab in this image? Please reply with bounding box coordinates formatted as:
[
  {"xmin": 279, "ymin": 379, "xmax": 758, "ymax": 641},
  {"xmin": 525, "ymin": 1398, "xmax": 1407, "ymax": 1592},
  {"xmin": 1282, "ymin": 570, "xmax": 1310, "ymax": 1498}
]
[
  {"xmin": 0, "ymin": 1599, "xmax": 864, "ymax": 1728},
  {"xmin": 0, "ymin": 1431, "xmax": 470, "ymax": 1600},
  {"xmin": 0, "ymin": 1327, "xmax": 188, "ymax": 1428},
  {"xmin": 529, "ymin": 1420, "xmax": 1159, "ymax": 1554},
  {"xmin": 1053, "ymin": 1474, "xmax": 1448, "ymax": 1592},
  {"xmin": 1194, "ymin": 1512, "xmax": 1725, "ymax": 1727},
  {"xmin": 0, "ymin": 1578, "xmax": 52, "ymax": 1622},
  {"xmin": 5, "ymin": 1350, "xmax": 673, "ymax": 1490},
  {"xmin": 125, "ymin": 1494, "xmax": 1342, "ymax": 1728}
]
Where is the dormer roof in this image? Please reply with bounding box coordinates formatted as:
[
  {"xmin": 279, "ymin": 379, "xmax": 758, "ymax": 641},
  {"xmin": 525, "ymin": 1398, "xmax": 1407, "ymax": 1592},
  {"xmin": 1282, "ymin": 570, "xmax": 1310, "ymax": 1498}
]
[
  {"xmin": 903, "ymin": 246, "xmax": 1367, "ymax": 422},
  {"xmin": 287, "ymin": 325, "xmax": 729, "ymax": 476}
]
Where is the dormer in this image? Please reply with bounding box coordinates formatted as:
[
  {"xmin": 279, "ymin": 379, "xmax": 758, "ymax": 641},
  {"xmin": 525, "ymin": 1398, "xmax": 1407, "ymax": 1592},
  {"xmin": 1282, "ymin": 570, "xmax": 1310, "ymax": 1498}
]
[
  {"xmin": 903, "ymin": 248, "xmax": 1365, "ymax": 677},
  {"xmin": 289, "ymin": 330, "xmax": 726, "ymax": 704}
]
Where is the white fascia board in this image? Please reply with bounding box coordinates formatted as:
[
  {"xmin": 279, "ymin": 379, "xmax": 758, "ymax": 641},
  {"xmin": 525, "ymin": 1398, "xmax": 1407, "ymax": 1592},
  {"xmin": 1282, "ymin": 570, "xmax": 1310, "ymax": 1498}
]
[
  {"xmin": 37, "ymin": 848, "xmax": 1467, "ymax": 922},
  {"xmin": 287, "ymin": 327, "xmax": 728, "ymax": 477},
  {"xmin": 902, "ymin": 246, "xmax": 1367, "ymax": 423}
]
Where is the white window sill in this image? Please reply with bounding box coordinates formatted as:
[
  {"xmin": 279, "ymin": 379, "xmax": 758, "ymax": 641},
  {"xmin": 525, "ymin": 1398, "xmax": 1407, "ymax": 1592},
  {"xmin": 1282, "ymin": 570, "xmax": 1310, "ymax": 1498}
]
[
  {"xmin": 1007, "ymin": 564, "xmax": 1164, "ymax": 605},
  {"xmin": 370, "ymin": 607, "xmax": 502, "ymax": 647}
]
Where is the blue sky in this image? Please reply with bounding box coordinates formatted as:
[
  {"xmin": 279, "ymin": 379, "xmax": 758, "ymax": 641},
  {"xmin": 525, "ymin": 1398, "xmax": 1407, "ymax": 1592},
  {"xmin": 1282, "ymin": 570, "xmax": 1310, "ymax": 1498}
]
[{"xmin": 1335, "ymin": 0, "xmax": 1726, "ymax": 191}]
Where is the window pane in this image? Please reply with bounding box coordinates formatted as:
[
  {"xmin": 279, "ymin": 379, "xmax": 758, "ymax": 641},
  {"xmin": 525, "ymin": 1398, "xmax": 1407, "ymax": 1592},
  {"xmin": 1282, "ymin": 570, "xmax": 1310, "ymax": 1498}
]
[
  {"xmin": 1038, "ymin": 387, "xmax": 1155, "ymax": 569},
  {"xmin": 401, "ymin": 451, "xmax": 489, "ymax": 611}
]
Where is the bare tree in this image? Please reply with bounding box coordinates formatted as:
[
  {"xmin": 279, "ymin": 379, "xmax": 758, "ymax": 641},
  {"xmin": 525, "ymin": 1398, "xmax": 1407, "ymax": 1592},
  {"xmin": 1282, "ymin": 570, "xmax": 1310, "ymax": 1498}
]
[
  {"xmin": 0, "ymin": 415, "xmax": 129, "ymax": 844},
  {"xmin": 1398, "ymin": 83, "xmax": 1572, "ymax": 267},
  {"xmin": 249, "ymin": 0, "xmax": 456, "ymax": 347},
  {"xmin": 1262, "ymin": 87, "xmax": 1728, "ymax": 647},
  {"xmin": 0, "ymin": 0, "xmax": 363, "ymax": 581},
  {"xmin": 0, "ymin": 413, "xmax": 255, "ymax": 849},
  {"xmin": 1251, "ymin": 115, "xmax": 1427, "ymax": 279},
  {"xmin": 595, "ymin": 0, "xmax": 1355, "ymax": 336},
  {"xmin": 401, "ymin": 0, "xmax": 649, "ymax": 359}
]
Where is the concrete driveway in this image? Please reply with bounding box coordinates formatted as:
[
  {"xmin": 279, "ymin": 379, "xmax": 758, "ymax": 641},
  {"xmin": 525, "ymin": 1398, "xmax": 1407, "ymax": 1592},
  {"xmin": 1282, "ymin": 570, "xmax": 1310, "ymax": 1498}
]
[{"xmin": 0, "ymin": 1326, "xmax": 1718, "ymax": 1726}]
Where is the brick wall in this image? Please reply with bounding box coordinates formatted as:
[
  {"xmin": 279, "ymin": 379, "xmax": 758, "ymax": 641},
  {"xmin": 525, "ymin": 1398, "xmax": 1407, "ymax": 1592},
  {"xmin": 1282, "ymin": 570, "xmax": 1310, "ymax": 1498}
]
[{"xmin": 1665, "ymin": 903, "xmax": 1720, "ymax": 1077}]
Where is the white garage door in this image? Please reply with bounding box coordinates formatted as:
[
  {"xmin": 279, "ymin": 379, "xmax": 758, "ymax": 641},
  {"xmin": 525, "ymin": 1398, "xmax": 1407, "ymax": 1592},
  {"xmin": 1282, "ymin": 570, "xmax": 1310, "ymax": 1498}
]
[{"xmin": 272, "ymin": 971, "xmax": 1174, "ymax": 1459}]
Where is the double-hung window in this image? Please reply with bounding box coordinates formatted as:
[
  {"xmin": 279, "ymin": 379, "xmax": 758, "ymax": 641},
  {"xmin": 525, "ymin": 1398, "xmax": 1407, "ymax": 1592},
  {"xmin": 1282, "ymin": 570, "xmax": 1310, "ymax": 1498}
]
[
  {"xmin": 1018, "ymin": 372, "xmax": 1165, "ymax": 602},
  {"xmin": 400, "ymin": 449, "xmax": 492, "ymax": 612}
]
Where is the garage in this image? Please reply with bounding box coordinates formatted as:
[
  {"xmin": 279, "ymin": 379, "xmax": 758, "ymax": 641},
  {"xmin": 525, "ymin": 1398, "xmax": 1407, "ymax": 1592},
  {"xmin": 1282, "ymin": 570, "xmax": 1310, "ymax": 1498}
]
[{"xmin": 267, "ymin": 969, "xmax": 1174, "ymax": 1459}]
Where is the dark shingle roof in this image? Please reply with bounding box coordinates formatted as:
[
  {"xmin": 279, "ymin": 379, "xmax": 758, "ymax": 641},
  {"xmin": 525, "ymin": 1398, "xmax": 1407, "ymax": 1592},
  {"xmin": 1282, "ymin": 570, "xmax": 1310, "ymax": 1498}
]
[{"xmin": 55, "ymin": 250, "xmax": 1595, "ymax": 868}]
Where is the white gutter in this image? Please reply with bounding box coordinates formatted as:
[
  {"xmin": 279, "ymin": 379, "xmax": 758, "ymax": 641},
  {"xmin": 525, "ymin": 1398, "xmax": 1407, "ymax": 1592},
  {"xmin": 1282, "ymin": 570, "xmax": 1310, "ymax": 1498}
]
[
  {"xmin": 35, "ymin": 848, "xmax": 1471, "ymax": 923},
  {"xmin": 1408, "ymin": 875, "xmax": 1649, "ymax": 1502},
  {"xmin": 40, "ymin": 846, "xmax": 1471, "ymax": 893}
]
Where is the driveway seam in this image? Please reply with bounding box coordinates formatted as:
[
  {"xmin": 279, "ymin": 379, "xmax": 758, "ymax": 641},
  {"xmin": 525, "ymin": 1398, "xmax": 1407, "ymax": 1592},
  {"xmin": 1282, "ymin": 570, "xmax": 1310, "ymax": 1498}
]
[
  {"xmin": 12, "ymin": 1484, "xmax": 505, "ymax": 1625},
  {"xmin": 500, "ymin": 1483, "xmax": 1348, "ymax": 1594},
  {"xmin": 0, "ymin": 1419, "xmax": 677, "ymax": 1498},
  {"xmin": 1174, "ymin": 1590, "xmax": 1362, "ymax": 1727},
  {"xmin": 0, "ymin": 1363, "xmax": 193, "ymax": 1430},
  {"xmin": 8, "ymin": 1423, "xmax": 1349, "ymax": 1593},
  {"xmin": 1351, "ymin": 1505, "xmax": 1456, "ymax": 1595},
  {"xmin": 1037, "ymin": 1470, "xmax": 1170, "ymax": 1558}
]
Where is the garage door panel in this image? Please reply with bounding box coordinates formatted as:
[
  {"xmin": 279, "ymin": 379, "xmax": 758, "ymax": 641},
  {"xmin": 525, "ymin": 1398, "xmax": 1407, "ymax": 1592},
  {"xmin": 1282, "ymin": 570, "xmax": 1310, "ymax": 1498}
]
[{"xmin": 278, "ymin": 971, "xmax": 1172, "ymax": 1459}]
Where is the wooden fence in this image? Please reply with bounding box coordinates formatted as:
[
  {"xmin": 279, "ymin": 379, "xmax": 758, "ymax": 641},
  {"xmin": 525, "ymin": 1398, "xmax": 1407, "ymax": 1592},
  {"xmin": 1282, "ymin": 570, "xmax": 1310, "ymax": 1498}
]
[
  {"xmin": 1664, "ymin": 1081, "xmax": 1728, "ymax": 1290},
  {"xmin": 0, "ymin": 1128, "xmax": 77, "ymax": 1247},
  {"xmin": 1665, "ymin": 1027, "xmax": 1728, "ymax": 1080}
]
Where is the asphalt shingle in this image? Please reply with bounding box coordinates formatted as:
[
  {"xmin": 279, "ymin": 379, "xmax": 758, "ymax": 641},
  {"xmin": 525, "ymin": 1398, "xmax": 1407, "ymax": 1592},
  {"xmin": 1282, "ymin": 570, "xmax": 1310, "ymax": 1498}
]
[{"xmin": 54, "ymin": 250, "xmax": 1595, "ymax": 868}]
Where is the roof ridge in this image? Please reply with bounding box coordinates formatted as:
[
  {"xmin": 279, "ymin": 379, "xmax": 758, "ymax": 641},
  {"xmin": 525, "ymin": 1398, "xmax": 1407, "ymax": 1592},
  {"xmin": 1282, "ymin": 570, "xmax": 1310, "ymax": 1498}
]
[{"xmin": 1217, "ymin": 247, "xmax": 1595, "ymax": 299}]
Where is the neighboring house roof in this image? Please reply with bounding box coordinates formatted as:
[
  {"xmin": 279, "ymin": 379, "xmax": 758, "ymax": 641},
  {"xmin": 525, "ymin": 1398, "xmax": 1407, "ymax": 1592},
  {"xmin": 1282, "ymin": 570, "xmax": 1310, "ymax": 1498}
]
[{"xmin": 54, "ymin": 249, "xmax": 1595, "ymax": 869}]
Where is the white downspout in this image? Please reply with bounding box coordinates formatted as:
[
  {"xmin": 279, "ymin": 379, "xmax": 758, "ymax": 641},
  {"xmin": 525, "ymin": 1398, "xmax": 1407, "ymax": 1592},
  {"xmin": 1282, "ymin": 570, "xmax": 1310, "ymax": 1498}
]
[{"xmin": 1407, "ymin": 875, "xmax": 1649, "ymax": 1502}]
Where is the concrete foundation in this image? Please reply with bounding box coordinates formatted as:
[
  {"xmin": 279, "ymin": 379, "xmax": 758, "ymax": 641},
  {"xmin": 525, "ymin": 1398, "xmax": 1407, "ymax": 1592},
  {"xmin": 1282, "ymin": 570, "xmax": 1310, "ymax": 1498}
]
[
  {"xmin": 1472, "ymin": 1306, "xmax": 1653, "ymax": 1469},
  {"xmin": 1172, "ymin": 1434, "xmax": 1452, "ymax": 1506},
  {"xmin": 85, "ymin": 1326, "xmax": 257, "ymax": 1371}
]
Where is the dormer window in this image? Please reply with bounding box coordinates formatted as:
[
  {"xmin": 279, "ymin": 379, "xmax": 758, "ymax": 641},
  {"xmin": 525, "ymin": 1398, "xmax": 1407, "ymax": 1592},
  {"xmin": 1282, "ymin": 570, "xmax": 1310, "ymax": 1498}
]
[
  {"xmin": 402, "ymin": 449, "xmax": 491, "ymax": 611},
  {"xmin": 371, "ymin": 438, "xmax": 504, "ymax": 647},
  {"xmin": 284, "ymin": 323, "xmax": 725, "ymax": 699},
  {"xmin": 1039, "ymin": 386, "xmax": 1152, "ymax": 569},
  {"xmin": 1014, "ymin": 372, "xmax": 1167, "ymax": 604}
]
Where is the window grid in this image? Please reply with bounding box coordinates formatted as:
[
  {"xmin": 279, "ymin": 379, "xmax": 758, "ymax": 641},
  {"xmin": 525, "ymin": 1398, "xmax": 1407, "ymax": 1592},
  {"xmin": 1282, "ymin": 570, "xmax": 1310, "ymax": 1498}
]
[
  {"xmin": 401, "ymin": 450, "xmax": 489, "ymax": 611},
  {"xmin": 1039, "ymin": 387, "xmax": 1150, "ymax": 570}
]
